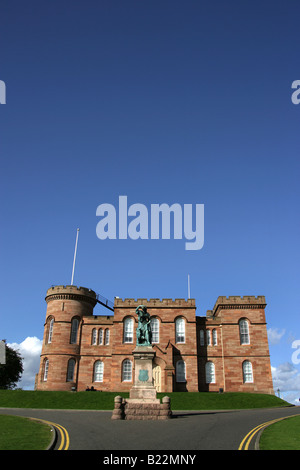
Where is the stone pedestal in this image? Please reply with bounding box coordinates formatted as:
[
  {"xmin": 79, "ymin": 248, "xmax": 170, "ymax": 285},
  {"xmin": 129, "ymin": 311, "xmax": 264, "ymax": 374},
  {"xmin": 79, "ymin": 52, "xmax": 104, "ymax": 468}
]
[
  {"xmin": 124, "ymin": 396, "xmax": 171, "ymax": 420},
  {"xmin": 129, "ymin": 346, "xmax": 159, "ymax": 402},
  {"xmin": 111, "ymin": 346, "xmax": 172, "ymax": 420}
]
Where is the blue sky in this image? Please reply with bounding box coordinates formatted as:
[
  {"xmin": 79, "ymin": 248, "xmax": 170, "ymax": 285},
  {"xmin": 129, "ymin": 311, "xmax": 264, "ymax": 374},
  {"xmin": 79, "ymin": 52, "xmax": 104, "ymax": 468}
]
[{"xmin": 1, "ymin": 1, "xmax": 300, "ymax": 401}]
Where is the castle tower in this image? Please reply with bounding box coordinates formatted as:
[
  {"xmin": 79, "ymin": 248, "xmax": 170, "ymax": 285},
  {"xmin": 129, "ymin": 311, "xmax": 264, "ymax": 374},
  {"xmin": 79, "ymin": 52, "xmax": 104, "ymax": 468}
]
[{"xmin": 37, "ymin": 285, "xmax": 97, "ymax": 391}]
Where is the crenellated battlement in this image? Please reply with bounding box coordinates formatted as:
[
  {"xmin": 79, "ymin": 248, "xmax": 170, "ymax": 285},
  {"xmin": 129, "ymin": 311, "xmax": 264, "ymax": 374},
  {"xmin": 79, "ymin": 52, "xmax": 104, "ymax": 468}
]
[
  {"xmin": 215, "ymin": 295, "xmax": 266, "ymax": 303},
  {"xmin": 45, "ymin": 285, "xmax": 97, "ymax": 306},
  {"xmin": 114, "ymin": 298, "xmax": 196, "ymax": 308},
  {"xmin": 211, "ymin": 295, "xmax": 266, "ymax": 316}
]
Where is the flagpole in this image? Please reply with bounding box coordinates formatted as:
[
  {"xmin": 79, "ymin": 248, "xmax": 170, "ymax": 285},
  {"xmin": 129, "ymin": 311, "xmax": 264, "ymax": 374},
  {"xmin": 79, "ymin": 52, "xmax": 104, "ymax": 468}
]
[
  {"xmin": 188, "ymin": 274, "xmax": 191, "ymax": 299},
  {"xmin": 71, "ymin": 228, "xmax": 80, "ymax": 285}
]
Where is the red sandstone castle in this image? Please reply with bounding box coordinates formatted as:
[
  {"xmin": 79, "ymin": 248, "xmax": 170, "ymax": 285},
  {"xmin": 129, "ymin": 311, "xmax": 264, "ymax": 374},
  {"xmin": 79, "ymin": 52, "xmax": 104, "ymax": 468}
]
[{"xmin": 36, "ymin": 285, "xmax": 274, "ymax": 394}]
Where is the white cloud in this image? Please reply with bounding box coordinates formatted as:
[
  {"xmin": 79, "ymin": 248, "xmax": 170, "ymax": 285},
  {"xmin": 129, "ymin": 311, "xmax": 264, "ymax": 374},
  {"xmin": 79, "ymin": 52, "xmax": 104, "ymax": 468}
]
[
  {"xmin": 271, "ymin": 362, "xmax": 300, "ymax": 404},
  {"xmin": 283, "ymin": 391, "xmax": 300, "ymax": 405},
  {"xmin": 8, "ymin": 337, "xmax": 42, "ymax": 390},
  {"xmin": 267, "ymin": 328, "xmax": 286, "ymax": 345}
]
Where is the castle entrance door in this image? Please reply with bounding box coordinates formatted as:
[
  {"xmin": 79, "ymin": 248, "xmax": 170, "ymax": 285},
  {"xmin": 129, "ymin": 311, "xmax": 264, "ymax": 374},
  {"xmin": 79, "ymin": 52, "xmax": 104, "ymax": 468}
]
[{"xmin": 153, "ymin": 364, "xmax": 161, "ymax": 392}]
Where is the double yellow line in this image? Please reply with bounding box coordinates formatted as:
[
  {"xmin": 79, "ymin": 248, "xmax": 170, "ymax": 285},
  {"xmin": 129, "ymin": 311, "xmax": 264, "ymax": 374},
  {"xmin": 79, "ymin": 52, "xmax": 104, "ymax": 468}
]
[
  {"xmin": 238, "ymin": 414, "xmax": 299, "ymax": 450},
  {"xmin": 31, "ymin": 417, "xmax": 70, "ymax": 450}
]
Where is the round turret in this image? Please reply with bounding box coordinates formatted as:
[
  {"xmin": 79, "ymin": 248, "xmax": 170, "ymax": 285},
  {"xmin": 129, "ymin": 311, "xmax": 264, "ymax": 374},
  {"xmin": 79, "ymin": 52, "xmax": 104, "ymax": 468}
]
[
  {"xmin": 45, "ymin": 285, "xmax": 97, "ymax": 307},
  {"xmin": 37, "ymin": 285, "xmax": 97, "ymax": 391}
]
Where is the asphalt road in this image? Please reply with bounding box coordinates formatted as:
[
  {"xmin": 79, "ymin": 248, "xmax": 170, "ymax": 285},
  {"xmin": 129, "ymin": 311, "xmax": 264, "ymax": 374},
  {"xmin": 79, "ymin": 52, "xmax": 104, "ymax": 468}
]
[{"xmin": 1, "ymin": 406, "xmax": 300, "ymax": 451}]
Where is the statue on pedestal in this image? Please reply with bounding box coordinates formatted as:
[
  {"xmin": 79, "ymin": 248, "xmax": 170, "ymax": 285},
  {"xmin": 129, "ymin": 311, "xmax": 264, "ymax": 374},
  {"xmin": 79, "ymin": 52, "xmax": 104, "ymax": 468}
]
[
  {"xmin": 112, "ymin": 304, "xmax": 172, "ymax": 419},
  {"xmin": 135, "ymin": 305, "xmax": 152, "ymax": 346}
]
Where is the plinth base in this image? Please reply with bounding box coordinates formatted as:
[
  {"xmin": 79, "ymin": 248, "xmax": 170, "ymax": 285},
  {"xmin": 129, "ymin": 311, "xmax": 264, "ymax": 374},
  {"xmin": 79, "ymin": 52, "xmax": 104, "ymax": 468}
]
[
  {"xmin": 111, "ymin": 395, "xmax": 172, "ymax": 420},
  {"xmin": 129, "ymin": 383, "xmax": 158, "ymax": 401},
  {"xmin": 111, "ymin": 346, "xmax": 172, "ymax": 420}
]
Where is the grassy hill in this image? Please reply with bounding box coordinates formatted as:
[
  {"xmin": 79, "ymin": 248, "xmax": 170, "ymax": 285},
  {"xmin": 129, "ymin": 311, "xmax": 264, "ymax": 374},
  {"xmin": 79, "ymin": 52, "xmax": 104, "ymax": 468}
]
[{"xmin": 0, "ymin": 389, "xmax": 291, "ymax": 410}]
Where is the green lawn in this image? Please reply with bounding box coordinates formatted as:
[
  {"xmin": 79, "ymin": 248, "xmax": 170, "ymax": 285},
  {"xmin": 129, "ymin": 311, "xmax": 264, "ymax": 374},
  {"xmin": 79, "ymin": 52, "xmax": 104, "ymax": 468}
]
[
  {"xmin": 0, "ymin": 414, "xmax": 53, "ymax": 450},
  {"xmin": 259, "ymin": 415, "xmax": 300, "ymax": 450},
  {"xmin": 158, "ymin": 391, "xmax": 290, "ymax": 410},
  {"xmin": 0, "ymin": 391, "xmax": 295, "ymax": 450},
  {"xmin": 0, "ymin": 389, "xmax": 290, "ymax": 410}
]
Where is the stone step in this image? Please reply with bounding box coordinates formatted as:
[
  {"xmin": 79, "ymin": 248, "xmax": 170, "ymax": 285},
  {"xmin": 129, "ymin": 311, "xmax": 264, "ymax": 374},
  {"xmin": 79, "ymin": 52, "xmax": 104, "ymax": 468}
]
[
  {"xmin": 125, "ymin": 403, "xmax": 170, "ymax": 410},
  {"xmin": 125, "ymin": 415, "xmax": 171, "ymax": 420}
]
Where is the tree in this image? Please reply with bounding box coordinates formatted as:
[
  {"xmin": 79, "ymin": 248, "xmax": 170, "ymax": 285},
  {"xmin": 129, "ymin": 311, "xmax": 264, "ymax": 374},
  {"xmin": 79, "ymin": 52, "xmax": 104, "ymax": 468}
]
[{"xmin": 0, "ymin": 344, "xmax": 23, "ymax": 389}]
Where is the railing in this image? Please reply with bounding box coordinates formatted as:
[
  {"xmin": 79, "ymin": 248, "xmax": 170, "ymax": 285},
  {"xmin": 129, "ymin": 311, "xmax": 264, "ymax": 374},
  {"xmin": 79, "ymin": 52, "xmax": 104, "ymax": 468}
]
[{"xmin": 96, "ymin": 293, "xmax": 114, "ymax": 312}]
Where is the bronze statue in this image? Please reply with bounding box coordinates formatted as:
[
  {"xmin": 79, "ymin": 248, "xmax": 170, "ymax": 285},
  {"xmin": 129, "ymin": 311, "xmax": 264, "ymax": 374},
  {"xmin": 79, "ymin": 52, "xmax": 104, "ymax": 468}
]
[{"xmin": 135, "ymin": 305, "xmax": 152, "ymax": 346}]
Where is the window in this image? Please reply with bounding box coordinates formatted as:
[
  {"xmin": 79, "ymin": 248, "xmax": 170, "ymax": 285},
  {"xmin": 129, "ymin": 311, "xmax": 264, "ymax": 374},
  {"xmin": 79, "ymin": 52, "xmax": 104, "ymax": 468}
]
[
  {"xmin": 239, "ymin": 319, "xmax": 250, "ymax": 345},
  {"xmin": 67, "ymin": 358, "xmax": 75, "ymax": 382},
  {"xmin": 205, "ymin": 362, "xmax": 215, "ymax": 384},
  {"xmin": 150, "ymin": 318, "xmax": 159, "ymax": 343},
  {"xmin": 124, "ymin": 318, "xmax": 134, "ymax": 343},
  {"xmin": 48, "ymin": 318, "xmax": 54, "ymax": 343},
  {"xmin": 98, "ymin": 328, "xmax": 103, "ymax": 345},
  {"xmin": 122, "ymin": 359, "xmax": 132, "ymax": 382},
  {"xmin": 176, "ymin": 360, "xmax": 186, "ymax": 382},
  {"xmin": 94, "ymin": 360, "xmax": 104, "ymax": 382},
  {"xmin": 70, "ymin": 318, "xmax": 79, "ymax": 344},
  {"xmin": 92, "ymin": 328, "xmax": 97, "ymax": 345},
  {"xmin": 212, "ymin": 329, "xmax": 217, "ymax": 346},
  {"xmin": 104, "ymin": 328, "xmax": 110, "ymax": 345},
  {"xmin": 206, "ymin": 330, "xmax": 211, "ymax": 346},
  {"xmin": 175, "ymin": 318, "xmax": 185, "ymax": 343},
  {"xmin": 200, "ymin": 330, "xmax": 205, "ymax": 346},
  {"xmin": 243, "ymin": 361, "xmax": 253, "ymax": 383},
  {"xmin": 43, "ymin": 359, "xmax": 49, "ymax": 381}
]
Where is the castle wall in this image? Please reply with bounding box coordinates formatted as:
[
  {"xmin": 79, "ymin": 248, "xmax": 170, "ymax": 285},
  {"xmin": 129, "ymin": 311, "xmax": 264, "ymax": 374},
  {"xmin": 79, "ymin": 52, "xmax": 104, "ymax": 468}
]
[
  {"xmin": 36, "ymin": 287, "xmax": 274, "ymax": 395},
  {"xmin": 110, "ymin": 299, "xmax": 198, "ymax": 392}
]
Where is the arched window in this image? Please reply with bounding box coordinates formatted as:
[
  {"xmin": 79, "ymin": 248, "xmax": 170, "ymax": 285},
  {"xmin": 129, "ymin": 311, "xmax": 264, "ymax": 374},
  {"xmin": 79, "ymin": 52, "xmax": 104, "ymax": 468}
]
[
  {"xmin": 43, "ymin": 359, "xmax": 49, "ymax": 381},
  {"xmin": 94, "ymin": 360, "xmax": 104, "ymax": 382},
  {"xmin": 206, "ymin": 330, "xmax": 211, "ymax": 346},
  {"xmin": 200, "ymin": 330, "xmax": 205, "ymax": 346},
  {"xmin": 48, "ymin": 318, "xmax": 54, "ymax": 343},
  {"xmin": 239, "ymin": 319, "xmax": 250, "ymax": 345},
  {"xmin": 150, "ymin": 318, "xmax": 159, "ymax": 343},
  {"xmin": 176, "ymin": 360, "xmax": 186, "ymax": 382},
  {"xmin": 212, "ymin": 329, "xmax": 217, "ymax": 346},
  {"xmin": 98, "ymin": 328, "xmax": 103, "ymax": 345},
  {"xmin": 91, "ymin": 328, "xmax": 97, "ymax": 345},
  {"xmin": 104, "ymin": 328, "xmax": 110, "ymax": 345},
  {"xmin": 122, "ymin": 359, "xmax": 132, "ymax": 382},
  {"xmin": 205, "ymin": 362, "xmax": 215, "ymax": 384},
  {"xmin": 243, "ymin": 361, "xmax": 253, "ymax": 383},
  {"xmin": 70, "ymin": 318, "xmax": 79, "ymax": 344},
  {"xmin": 123, "ymin": 318, "xmax": 134, "ymax": 343},
  {"xmin": 175, "ymin": 318, "xmax": 185, "ymax": 343},
  {"xmin": 67, "ymin": 358, "xmax": 76, "ymax": 382}
]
